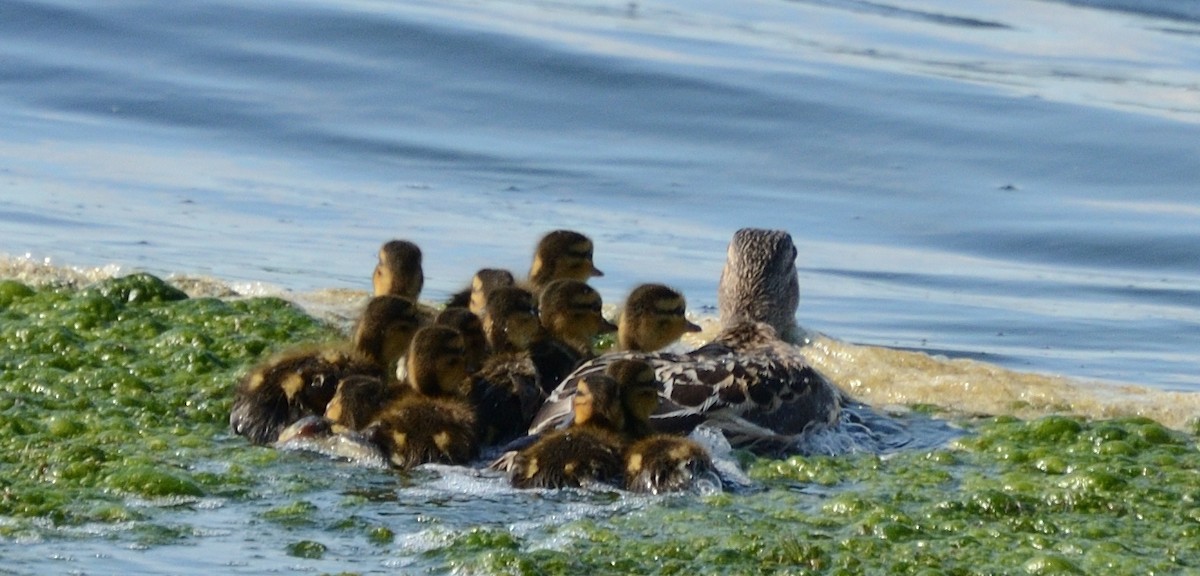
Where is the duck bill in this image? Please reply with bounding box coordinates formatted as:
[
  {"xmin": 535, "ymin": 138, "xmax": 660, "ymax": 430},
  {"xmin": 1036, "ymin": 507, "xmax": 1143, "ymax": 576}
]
[
  {"xmin": 598, "ymin": 317, "xmax": 618, "ymax": 334},
  {"xmin": 590, "ymin": 265, "xmax": 604, "ymax": 278},
  {"xmin": 684, "ymin": 319, "xmax": 703, "ymax": 333}
]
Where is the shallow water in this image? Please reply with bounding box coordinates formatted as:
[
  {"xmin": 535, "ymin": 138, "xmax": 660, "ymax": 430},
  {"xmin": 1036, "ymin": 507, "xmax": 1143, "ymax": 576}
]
[{"xmin": 2, "ymin": 0, "xmax": 1200, "ymax": 573}]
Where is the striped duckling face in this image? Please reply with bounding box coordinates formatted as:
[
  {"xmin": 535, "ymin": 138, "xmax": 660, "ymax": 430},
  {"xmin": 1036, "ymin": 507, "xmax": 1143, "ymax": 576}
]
[
  {"xmin": 571, "ymin": 374, "xmax": 623, "ymax": 431},
  {"xmin": 482, "ymin": 286, "xmax": 542, "ymax": 353},
  {"xmin": 324, "ymin": 374, "xmax": 389, "ymax": 431},
  {"xmin": 527, "ymin": 230, "xmax": 603, "ymax": 291},
  {"xmin": 405, "ymin": 325, "xmax": 470, "ymax": 398},
  {"xmin": 605, "ymin": 358, "xmax": 660, "ymax": 428},
  {"xmin": 372, "ymin": 239, "xmax": 424, "ymax": 300},
  {"xmin": 618, "ymin": 283, "xmax": 702, "ymax": 352},
  {"xmin": 538, "ymin": 279, "xmax": 618, "ymax": 350}
]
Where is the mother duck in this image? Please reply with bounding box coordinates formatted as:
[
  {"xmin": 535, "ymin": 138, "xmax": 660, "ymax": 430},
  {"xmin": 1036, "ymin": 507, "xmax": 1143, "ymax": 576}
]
[{"xmin": 527, "ymin": 228, "xmax": 844, "ymax": 456}]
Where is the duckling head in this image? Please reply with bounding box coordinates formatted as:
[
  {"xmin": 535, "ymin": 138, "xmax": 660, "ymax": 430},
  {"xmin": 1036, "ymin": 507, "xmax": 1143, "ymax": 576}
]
[
  {"xmin": 717, "ymin": 228, "xmax": 801, "ymax": 342},
  {"xmin": 353, "ymin": 295, "xmax": 422, "ymax": 371},
  {"xmin": 405, "ymin": 325, "xmax": 470, "ymax": 398},
  {"xmin": 617, "ymin": 283, "xmax": 702, "ymax": 352},
  {"xmin": 527, "ymin": 230, "xmax": 603, "ymax": 291},
  {"xmin": 481, "ymin": 286, "xmax": 542, "ymax": 353},
  {"xmin": 538, "ymin": 279, "xmax": 618, "ymax": 351},
  {"xmin": 468, "ymin": 268, "xmax": 516, "ymax": 316},
  {"xmin": 373, "ymin": 239, "xmax": 424, "ymax": 300},
  {"xmin": 325, "ymin": 374, "xmax": 389, "ymax": 431},
  {"xmin": 571, "ymin": 374, "xmax": 623, "ymax": 430},
  {"xmin": 606, "ymin": 358, "xmax": 661, "ymax": 426},
  {"xmin": 433, "ymin": 307, "xmax": 488, "ymax": 374}
]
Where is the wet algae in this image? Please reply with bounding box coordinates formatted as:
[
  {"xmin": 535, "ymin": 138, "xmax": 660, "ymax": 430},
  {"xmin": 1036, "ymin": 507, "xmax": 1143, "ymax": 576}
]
[
  {"xmin": 0, "ymin": 274, "xmax": 335, "ymax": 531},
  {"xmin": 1, "ymin": 274, "xmax": 1198, "ymax": 573},
  {"xmin": 432, "ymin": 415, "xmax": 1199, "ymax": 574}
]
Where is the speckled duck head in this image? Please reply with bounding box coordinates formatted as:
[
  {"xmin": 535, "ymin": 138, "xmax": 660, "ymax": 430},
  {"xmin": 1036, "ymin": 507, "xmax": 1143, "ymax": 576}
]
[
  {"xmin": 352, "ymin": 295, "xmax": 422, "ymax": 371},
  {"xmin": 539, "ymin": 279, "xmax": 618, "ymax": 352},
  {"xmin": 481, "ymin": 286, "xmax": 542, "ymax": 353},
  {"xmin": 717, "ymin": 228, "xmax": 802, "ymax": 343},
  {"xmin": 527, "ymin": 230, "xmax": 603, "ymax": 292},
  {"xmin": 618, "ymin": 283, "xmax": 702, "ymax": 352},
  {"xmin": 372, "ymin": 239, "xmax": 424, "ymax": 300},
  {"xmin": 404, "ymin": 325, "xmax": 470, "ymax": 398}
]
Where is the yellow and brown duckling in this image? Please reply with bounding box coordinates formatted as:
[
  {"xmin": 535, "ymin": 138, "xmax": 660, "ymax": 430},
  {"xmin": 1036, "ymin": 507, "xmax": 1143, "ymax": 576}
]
[
  {"xmin": 527, "ymin": 279, "xmax": 617, "ymax": 396},
  {"xmin": 538, "ymin": 279, "xmax": 618, "ymax": 356},
  {"xmin": 433, "ymin": 306, "xmax": 488, "ymax": 375},
  {"xmin": 323, "ymin": 373, "xmax": 397, "ymax": 432},
  {"xmin": 373, "ymin": 239, "xmax": 424, "ymax": 300},
  {"xmin": 480, "ymin": 286, "xmax": 541, "ymax": 354},
  {"xmin": 230, "ymin": 295, "xmax": 421, "ymax": 445},
  {"xmin": 445, "ymin": 268, "xmax": 517, "ymax": 314},
  {"xmin": 526, "ymin": 229, "xmax": 603, "ymax": 294},
  {"xmin": 617, "ymin": 283, "xmax": 702, "ymax": 352},
  {"xmin": 508, "ymin": 374, "xmax": 626, "ymax": 489},
  {"xmin": 528, "ymin": 229, "xmax": 842, "ymax": 458},
  {"xmin": 624, "ymin": 434, "xmax": 716, "ymax": 494},
  {"xmin": 470, "ymin": 286, "xmax": 546, "ymax": 446},
  {"xmin": 608, "ymin": 358, "xmax": 718, "ymax": 494},
  {"xmin": 370, "ymin": 325, "xmax": 479, "ymax": 469}
]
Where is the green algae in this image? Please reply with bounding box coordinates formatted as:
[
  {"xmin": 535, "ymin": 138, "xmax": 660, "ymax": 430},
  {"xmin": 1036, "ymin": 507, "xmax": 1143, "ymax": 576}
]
[
  {"xmin": 430, "ymin": 415, "xmax": 1200, "ymax": 575},
  {"xmin": 0, "ymin": 274, "xmax": 336, "ymax": 530}
]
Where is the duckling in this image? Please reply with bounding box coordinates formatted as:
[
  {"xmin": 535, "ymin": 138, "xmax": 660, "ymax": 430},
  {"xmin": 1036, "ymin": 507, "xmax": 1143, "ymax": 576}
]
[
  {"xmin": 433, "ymin": 306, "xmax": 488, "ymax": 375},
  {"xmin": 526, "ymin": 229, "xmax": 603, "ymax": 293},
  {"xmin": 481, "ymin": 286, "xmax": 541, "ymax": 354},
  {"xmin": 617, "ymin": 283, "xmax": 702, "ymax": 352},
  {"xmin": 509, "ymin": 374, "xmax": 626, "ymax": 489},
  {"xmin": 370, "ymin": 325, "xmax": 478, "ymax": 468},
  {"xmin": 528, "ymin": 279, "xmax": 617, "ymax": 395},
  {"xmin": 230, "ymin": 295, "xmax": 421, "ymax": 445},
  {"xmin": 609, "ymin": 360, "xmax": 718, "ymax": 493},
  {"xmin": 624, "ymin": 434, "xmax": 717, "ymax": 494},
  {"xmin": 717, "ymin": 228, "xmax": 802, "ymax": 343},
  {"xmin": 324, "ymin": 374, "xmax": 397, "ymax": 432},
  {"xmin": 538, "ymin": 279, "xmax": 618, "ymax": 355},
  {"xmin": 526, "ymin": 230, "xmax": 842, "ymax": 457},
  {"xmin": 470, "ymin": 286, "xmax": 546, "ymax": 446},
  {"xmin": 445, "ymin": 268, "xmax": 517, "ymax": 314},
  {"xmin": 373, "ymin": 239, "xmax": 424, "ymax": 300},
  {"xmin": 606, "ymin": 358, "xmax": 660, "ymax": 440}
]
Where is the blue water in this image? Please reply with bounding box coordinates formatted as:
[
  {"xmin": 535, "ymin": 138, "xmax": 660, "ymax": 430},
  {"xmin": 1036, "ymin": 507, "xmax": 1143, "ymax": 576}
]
[{"xmin": 2, "ymin": 1, "xmax": 1199, "ymax": 383}]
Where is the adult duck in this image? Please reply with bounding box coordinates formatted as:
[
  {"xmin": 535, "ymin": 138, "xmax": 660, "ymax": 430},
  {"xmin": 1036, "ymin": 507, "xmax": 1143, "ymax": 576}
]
[{"xmin": 528, "ymin": 229, "xmax": 843, "ymax": 456}]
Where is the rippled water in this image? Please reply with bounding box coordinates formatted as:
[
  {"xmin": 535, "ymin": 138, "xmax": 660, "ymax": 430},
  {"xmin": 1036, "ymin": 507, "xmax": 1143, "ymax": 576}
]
[
  {"xmin": 2, "ymin": 0, "xmax": 1199, "ymax": 572},
  {"xmin": 4, "ymin": 0, "xmax": 1197, "ymax": 392}
]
